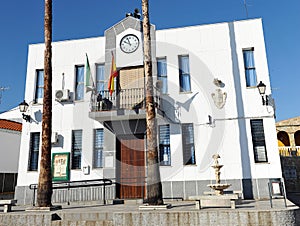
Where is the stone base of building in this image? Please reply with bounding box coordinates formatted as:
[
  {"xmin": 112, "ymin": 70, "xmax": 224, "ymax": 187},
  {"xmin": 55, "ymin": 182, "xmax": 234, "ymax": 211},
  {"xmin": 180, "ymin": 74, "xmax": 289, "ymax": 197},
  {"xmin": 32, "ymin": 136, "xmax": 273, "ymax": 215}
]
[{"xmin": 0, "ymin": 203, "xmax": 299, "ymax": 226}]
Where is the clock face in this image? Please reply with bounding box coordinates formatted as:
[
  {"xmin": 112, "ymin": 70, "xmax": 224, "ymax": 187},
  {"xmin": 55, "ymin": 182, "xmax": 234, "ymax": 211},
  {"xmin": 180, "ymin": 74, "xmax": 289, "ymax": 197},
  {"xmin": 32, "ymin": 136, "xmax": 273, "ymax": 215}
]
[{"xmin": 120, "ymin": 34, "xmax": 139, "ymax": 53}]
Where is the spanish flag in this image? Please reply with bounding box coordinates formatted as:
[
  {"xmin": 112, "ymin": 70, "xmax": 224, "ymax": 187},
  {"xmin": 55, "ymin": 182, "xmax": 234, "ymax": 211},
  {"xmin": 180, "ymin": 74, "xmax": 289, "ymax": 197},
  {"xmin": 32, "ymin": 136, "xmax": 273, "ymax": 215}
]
[{"xmin": 108, "ymin": 52, "xmax": 118, "ymax": 95}]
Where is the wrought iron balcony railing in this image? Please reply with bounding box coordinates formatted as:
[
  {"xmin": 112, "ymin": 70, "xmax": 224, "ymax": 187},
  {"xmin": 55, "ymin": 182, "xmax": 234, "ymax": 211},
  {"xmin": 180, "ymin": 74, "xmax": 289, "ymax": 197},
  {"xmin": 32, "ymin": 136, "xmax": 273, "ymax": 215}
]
[{"xmin": 90, "ymin": 87, "xmax": 161, "ymax": 112}]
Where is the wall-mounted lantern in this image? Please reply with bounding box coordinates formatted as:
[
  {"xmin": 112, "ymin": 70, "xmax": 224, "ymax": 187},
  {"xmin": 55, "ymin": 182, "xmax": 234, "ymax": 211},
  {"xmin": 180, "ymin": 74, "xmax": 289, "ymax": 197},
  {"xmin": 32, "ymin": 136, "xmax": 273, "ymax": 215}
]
[
  {"xmin": 257, "ymin": 81, "xmax": 268, "ymax": 105},
  {"xmin": 19, "ymin": 100, "xmax": 31, "ymax": 122}
]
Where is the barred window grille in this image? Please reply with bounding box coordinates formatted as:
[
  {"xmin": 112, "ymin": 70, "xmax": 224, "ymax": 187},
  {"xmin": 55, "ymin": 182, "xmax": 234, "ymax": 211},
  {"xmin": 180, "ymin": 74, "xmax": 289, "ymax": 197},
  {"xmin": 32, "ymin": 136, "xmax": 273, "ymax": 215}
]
[
  {"xmin": 94, "ymin": 129, "xmax": 104, "ymax": 168},
  {"xmin": 71, "ymin": 130, "xmax": 82, "ymax": 169},
  {"xmin": 181, "ymin": 123, "xmax": 196, "ymax": 165},
  {"xmin": 159, "ymin": 125, "xmax": 171, "ymax": 166},
  {"xmin": 28, "ymin": 132, "xmax": 40, "ymax": 171},
  {"xmin": 250, "ymin": 119, "xmax": 268, "ymax": 162}
]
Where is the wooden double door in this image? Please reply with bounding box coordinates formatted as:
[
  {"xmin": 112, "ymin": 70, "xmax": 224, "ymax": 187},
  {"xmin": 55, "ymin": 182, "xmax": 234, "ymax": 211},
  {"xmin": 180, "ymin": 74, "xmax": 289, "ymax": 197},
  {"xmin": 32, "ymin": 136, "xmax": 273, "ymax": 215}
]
[{"xmin": 116, "ymin": 134, "xmax": 145, "ymax": 199}]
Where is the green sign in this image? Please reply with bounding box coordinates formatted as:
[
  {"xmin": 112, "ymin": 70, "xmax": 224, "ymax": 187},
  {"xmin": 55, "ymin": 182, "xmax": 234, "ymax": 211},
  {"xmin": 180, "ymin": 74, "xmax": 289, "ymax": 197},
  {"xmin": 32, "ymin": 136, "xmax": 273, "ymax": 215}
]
[{"xmin": 52, "ymin": 152, "xmax": 70, "ymax": 181}]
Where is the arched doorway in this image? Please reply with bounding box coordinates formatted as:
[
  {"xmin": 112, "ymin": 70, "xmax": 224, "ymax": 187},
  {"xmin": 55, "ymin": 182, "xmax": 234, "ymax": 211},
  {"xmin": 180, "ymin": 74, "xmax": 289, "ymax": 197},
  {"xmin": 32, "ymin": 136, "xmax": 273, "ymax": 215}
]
[
  {"xmin": 294, "ymin": 131, "xmax": 300, "ymax": 146},
  {"xmin": 277, "ymin": 131, "xmax": 290, "ymax": 146}
]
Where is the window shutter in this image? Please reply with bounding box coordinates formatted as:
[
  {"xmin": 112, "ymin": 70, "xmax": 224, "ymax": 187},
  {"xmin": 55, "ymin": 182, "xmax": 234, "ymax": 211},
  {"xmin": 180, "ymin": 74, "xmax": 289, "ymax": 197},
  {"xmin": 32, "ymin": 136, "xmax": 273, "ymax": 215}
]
[
  {"xmin": 159, "ymin": 125, "xmax": 171, "ymax": 166},
  {"xmin": 94, "ymin": 129, "xmax": 104, "ymax": 168},
  {"xmin": 72, "ymin": 130, "xmax": 82, "ymax": 169},
  {"xmin": 28, "ymin": 132, "xmax": 40, "ymax": 171},
  {"xmin": 250, "ymin": 119, "xmax": 267, "ymax": 162},
  {"xmin": 181, "ymin": 123, "xmax": 196, "ymax": 165}
]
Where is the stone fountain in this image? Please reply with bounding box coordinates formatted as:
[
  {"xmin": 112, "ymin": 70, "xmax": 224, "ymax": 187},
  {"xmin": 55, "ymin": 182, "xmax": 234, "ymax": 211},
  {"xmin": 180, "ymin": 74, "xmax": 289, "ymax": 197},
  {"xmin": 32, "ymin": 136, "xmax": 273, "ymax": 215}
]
[
  {"xmin": 207, "ymin": 154, "xmax": 231, "ymax": 195},
  {"xmin": 188, "ymin": 154, "xmax": 239, "ymax": 209}
]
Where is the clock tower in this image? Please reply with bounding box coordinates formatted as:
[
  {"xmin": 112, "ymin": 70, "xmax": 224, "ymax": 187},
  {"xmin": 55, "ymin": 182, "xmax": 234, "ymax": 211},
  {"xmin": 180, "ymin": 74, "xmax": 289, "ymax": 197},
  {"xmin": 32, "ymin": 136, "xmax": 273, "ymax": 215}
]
[
  {"xmin": 102, "ymin": 16, "xmax": 157, "ymax": 199},
  {"xmin": 104, "ymin": 15, "xmax": 156, "ymax": 73},
  {"xmin": 104, "ymin": 15, "xmax": 156, "ymax": 99}
]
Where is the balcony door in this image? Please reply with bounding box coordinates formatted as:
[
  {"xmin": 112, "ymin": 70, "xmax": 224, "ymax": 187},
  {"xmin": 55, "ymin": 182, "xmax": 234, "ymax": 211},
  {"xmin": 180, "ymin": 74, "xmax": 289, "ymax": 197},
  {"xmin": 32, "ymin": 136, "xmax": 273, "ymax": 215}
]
[
  {"xmin": 119, "ymin": 66, "xmax": 145, "ymax": 109},
  {"xmin": 116, "ymin": 134, "xmax": 146, "ymax": 199}
]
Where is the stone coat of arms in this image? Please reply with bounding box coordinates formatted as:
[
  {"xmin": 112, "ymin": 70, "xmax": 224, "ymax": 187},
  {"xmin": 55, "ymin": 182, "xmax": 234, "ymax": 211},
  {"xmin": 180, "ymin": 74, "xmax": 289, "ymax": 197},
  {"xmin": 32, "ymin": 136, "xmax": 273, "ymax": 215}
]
[{"xmin": 211, "ymin": 88, "xmax": 227, "ymax": 109}]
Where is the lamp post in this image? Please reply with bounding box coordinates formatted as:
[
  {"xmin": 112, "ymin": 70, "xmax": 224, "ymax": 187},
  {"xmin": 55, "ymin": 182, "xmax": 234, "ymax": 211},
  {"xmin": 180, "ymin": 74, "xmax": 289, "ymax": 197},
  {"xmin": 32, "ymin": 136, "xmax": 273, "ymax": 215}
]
[
  {"xmin": 257, "ymin": 81, "xmax": 268, "ymax": 105},
  {"xmin": 19, "ymin": 100, "xmax": 31, "ymax": 122}
]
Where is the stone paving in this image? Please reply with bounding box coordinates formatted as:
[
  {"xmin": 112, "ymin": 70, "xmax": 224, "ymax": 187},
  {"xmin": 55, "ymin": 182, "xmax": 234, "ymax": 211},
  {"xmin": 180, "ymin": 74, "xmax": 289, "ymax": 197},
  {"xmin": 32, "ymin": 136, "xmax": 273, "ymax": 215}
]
[
  {"xmin": 0, "ymin": 198, "xmax": 296, "ymax": 213},
  {"xmin": 0, "ymin": 198, "xmax": 299, "ymax": 226}
]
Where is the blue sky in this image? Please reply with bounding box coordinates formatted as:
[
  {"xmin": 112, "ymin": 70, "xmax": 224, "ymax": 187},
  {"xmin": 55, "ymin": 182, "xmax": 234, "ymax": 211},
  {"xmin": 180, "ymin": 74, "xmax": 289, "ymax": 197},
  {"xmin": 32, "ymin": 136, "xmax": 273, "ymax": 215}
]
[{"xmin": 0, "ymin": 0, "xmax": 298, "ymax": 121}]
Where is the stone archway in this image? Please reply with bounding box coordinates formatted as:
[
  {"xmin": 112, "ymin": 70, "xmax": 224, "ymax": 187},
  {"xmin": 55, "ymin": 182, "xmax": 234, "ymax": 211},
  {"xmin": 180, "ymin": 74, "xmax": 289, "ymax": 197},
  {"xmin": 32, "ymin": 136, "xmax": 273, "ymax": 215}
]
[
  {"xmin": 294, "ymin": 131, "xmax": 300, "ymax": 146},
  {"xmin": 277, "ymin": 131, "xmax": 290, "ymax": 146}
]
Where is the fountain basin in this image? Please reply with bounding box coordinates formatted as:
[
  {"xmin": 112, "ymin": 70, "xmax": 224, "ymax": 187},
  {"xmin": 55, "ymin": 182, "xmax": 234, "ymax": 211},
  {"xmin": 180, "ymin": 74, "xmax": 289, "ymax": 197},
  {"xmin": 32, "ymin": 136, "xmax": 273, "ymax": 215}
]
[{"xmin": 207, "ymin": 183, "xmax": 231, "ymax": 195}]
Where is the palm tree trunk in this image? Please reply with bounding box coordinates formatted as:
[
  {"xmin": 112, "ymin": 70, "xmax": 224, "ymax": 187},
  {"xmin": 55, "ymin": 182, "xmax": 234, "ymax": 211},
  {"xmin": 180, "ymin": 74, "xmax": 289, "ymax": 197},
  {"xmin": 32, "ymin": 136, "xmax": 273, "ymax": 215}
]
[
  {"xmin": 37, "ymin": 0, "xmax": 53, "ymax": 207},
  {"xmin": 142, "ymin": 0, "xmax": 163, "ymax": 205}
]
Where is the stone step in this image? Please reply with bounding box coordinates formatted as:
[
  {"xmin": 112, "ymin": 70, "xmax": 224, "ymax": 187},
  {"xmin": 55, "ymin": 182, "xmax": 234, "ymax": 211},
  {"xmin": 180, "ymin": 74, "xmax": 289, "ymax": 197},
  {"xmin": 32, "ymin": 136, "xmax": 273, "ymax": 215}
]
[
  {"xmin": 124, "ymin": 199, "xmax": 144, "ymax": 205},
  {"xmin": 55, "ymin": 212, "xmax": 112, "ymax": 222},
  {"xmin": 51, "ymin": 220, "xmax": 113, "ymax": 226},
  {"xmin": 106, "ymin": 199, "xmax": 144, "ymax": 205},
  {"xmin": 0, "ymin": 204, "xmax": 297, "ymax": 226}
]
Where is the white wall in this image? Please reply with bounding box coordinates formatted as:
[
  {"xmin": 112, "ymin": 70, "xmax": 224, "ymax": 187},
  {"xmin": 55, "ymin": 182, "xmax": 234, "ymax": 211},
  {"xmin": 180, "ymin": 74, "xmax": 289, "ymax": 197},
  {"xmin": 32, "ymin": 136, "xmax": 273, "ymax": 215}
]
[
  {"xmin": 0, "ymin": 129, "xmax": 21, "ymax": 173},
  {"xmin": 17, "ymin": 37, "xmax": 106, "ymax": 186},
  {"xmin": 0, "ymin": 107, "xmax": 22, "ymax": 123},
  {"xmin": 17, "ymin": 18, "xmax": 282, "ymax": 188},
  {"xmin": 156, "ymin": 18, "xmax": 281, "ymax": 181}
]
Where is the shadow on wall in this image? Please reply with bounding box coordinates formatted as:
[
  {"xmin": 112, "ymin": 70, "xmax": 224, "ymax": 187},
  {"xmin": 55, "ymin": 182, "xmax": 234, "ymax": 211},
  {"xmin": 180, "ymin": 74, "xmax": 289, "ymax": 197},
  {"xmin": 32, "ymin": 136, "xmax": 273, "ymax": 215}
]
[
  {"xmin": 34, "ymin": 109, "xmax": 42, "ymax": 123},
  {"xmin": 228, "ymin": 22, "xmax": 253, "ymax": 199},
  {"xmin": 160, "ymin": 92, "xmax": 199, "ymax": 125}
]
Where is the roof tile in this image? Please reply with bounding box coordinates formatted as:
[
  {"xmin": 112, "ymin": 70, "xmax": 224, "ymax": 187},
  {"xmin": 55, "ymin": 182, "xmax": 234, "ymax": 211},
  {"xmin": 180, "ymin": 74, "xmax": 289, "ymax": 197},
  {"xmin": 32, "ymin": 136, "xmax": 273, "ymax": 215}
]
[{"xmin": 0, "ymin": 119, "xmax": 22, "ymax": 132}]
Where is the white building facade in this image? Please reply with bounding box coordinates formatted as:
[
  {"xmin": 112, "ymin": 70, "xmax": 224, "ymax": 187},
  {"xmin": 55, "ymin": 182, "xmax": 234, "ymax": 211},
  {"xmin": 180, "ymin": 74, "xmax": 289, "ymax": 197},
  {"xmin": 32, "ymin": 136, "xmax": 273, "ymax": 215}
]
[
  {"xmin": 15, "ymin": 17, "xmax": 282, "ymax": 205},
  {"xmin": 0, "ymin": 119, "xmax": 21, "ymax": 197}
]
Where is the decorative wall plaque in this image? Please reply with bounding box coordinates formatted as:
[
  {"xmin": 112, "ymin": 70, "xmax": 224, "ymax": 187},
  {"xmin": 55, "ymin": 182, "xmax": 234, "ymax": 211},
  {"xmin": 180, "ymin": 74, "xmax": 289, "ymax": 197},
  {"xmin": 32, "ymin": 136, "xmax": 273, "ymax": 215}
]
[{"xmin": 211, "ymin": 89, "xmax": 227, "ymax": 109}]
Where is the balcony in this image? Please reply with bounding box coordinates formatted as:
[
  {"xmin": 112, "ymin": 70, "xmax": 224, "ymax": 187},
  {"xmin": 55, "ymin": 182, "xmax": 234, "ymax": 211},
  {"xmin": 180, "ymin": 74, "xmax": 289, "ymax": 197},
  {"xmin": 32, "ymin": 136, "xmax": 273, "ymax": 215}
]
[
  {"xmin": 89, "ymin": 87, "xmax": 162, "ymax": 122},
  {"xmin": 279, "ymin": 146, "xmax": 300, "ymax": 157}
]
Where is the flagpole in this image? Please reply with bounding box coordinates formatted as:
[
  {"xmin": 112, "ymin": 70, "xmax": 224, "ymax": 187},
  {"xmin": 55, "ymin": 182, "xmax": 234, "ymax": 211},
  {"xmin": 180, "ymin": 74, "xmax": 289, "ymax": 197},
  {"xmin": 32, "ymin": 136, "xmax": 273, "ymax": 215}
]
[
  {"xmin": 113, "ymin": 51, "xmax": 120, "ymax": 108},
  {"xmin": 244, "ymin": 0, "xmax": 249, "ymax": 18}
]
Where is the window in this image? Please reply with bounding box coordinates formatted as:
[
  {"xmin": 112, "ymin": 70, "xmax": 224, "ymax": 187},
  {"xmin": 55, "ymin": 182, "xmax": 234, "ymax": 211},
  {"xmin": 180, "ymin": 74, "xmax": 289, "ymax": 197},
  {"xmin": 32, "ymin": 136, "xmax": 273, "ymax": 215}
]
[
  {"xmin": 179, "ymin": 55, "xmax": 191, "ymax": 92},
  {"xmin": 35, "ymin": 70, "xmax": 44, "ymax": 103},
  {"xmin": 181, "ymin": 123, "xmax": 196, "ymax": 165},
  {"xmin": 96, "ymin": 64, "xmax": 105, "ymax": 94},
  {"xmin": 159, "ymin": 125, "xmax": 171, "ymax": 166},
  {"xmin": 94, "ymin": 129, "xmax": 104, "ymax": 168},
  {"xmin": 75, "ymin": 65, "xmax": 84, "ymax": 100},
  {"xmin": 250, "ymin": 119, "xmax": 268, "ymax": 163},
  {"xmin": 243, "ymin": 48, "xmax": 257, "ymax": 87},
  {"xmin": 157, "ymin": 58, "xmax": 168, "ymax": 94},
  {"xmin": 71, "ymin": 130, "xmax": 82, "ymax": 169},
  {"xmin": 28, "ymin": 132, "xmax": 40, "ymax": 171}
]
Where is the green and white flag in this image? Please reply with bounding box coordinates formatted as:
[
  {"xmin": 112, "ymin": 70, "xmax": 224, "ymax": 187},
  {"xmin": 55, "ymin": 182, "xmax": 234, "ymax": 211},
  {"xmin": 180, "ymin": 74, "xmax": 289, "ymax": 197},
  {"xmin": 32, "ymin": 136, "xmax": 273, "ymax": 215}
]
[{"xmin": 85, "ymin": 53, "xmax": 95, "ymax": 92}]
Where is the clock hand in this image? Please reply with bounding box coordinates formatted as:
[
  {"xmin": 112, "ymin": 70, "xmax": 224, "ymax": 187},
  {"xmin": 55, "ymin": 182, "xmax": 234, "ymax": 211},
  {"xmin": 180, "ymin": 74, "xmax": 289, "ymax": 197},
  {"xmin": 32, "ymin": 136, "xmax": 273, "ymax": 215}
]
[{"xmin": 126, "ymin": 37, "xmax": 131, "ymax": 46}]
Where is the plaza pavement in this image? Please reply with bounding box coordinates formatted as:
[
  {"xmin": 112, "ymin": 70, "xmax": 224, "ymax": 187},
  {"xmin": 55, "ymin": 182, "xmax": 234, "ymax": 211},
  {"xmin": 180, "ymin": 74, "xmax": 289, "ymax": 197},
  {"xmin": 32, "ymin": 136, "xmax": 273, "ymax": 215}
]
[{"xmin": 0, "ymin": 198, "xmax": 299, "ymax": 225}]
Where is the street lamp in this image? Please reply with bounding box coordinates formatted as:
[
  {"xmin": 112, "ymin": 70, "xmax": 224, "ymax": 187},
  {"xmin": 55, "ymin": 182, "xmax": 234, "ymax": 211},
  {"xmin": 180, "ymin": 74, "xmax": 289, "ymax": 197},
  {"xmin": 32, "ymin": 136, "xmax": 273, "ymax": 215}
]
[
  {"xmin": 19, "ymin": 100, "xmax": 31, "ymax": 122},
  {"xmin": 257, "ymin": 81, "xmax": 268, "ymax": 105}
]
